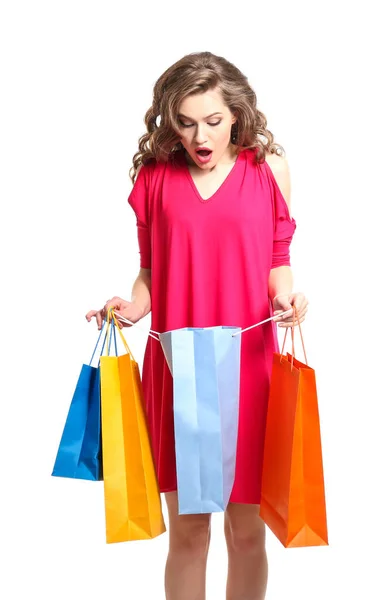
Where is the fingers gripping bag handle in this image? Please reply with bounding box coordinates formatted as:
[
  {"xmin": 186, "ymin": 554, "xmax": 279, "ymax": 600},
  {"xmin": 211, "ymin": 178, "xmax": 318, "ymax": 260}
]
[
  {"xmin": 280, "ymin": 306, "xmax": 308, "ymax": 369},
  {"xmin": 105, "ymin": 308, "xmax": 136, "ymax": 361}
]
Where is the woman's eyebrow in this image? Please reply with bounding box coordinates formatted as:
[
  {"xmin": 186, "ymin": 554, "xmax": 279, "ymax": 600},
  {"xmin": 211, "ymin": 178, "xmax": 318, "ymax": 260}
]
[{"xmin": 177, "ymin": 112, "xmax": 223, "ymax": 121}]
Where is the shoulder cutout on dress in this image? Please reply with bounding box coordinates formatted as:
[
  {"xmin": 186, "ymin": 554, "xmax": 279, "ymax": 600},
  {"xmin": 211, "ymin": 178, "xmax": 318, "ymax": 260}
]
[{"xmin": 263, "ymin": 155, "xmax": 293, "ymax": 222}]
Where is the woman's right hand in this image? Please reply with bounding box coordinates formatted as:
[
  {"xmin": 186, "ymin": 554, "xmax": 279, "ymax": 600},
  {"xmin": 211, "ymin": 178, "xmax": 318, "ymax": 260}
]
[{"xmin": 85, "ymin": 296, "xmax": 145, "ymax": 330}]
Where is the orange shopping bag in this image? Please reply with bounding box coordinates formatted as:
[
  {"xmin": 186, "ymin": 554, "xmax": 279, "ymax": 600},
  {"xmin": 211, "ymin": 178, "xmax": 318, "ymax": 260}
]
[
  {"xmin": 99, "ymin": 310, "xmax": 166, "ymax": 543},
  {"xmin": 260, "ymin": 308, "xmax": 328, "ymax": 548}
]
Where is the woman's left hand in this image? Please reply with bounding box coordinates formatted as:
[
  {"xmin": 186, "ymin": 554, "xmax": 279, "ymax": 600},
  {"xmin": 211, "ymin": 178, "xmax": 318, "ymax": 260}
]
[{"xmin": 272, "ymin": 292, "xmax": 309, "ymax": 327}]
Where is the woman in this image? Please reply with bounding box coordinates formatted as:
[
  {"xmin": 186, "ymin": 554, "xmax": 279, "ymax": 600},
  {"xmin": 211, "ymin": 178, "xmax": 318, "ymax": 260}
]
[{"xmin": 86, "ymin": 51, "xmax": 308, "ymax": 600}]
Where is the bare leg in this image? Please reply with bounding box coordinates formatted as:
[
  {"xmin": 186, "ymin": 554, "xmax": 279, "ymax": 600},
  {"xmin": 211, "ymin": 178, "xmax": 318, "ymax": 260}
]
[
  {"xmin": 164, "ymin": 492, "xmax": 212, "ymax": 600},
  {"xmin": 224, "ymin": 503, "xmax": 268, "ymax": 600}
]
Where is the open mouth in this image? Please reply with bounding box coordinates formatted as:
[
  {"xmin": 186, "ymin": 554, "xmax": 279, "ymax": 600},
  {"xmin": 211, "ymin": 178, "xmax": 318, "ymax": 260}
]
[{"xmin": 195, "ymin": 148, "xmax": 213, "ymax": 163}]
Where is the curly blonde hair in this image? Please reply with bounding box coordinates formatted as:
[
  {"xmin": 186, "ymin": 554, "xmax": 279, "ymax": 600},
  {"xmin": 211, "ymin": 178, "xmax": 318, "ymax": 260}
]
[{"xmin": 129, "ymin": 51, "xmax": 285, "ymax": 184}]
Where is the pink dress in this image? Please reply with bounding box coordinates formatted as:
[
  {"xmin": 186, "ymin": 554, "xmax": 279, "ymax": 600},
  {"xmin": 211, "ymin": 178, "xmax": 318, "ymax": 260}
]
[{"xmin": 128, "ymin": 147, "xmax": 296, "ymax": 504}]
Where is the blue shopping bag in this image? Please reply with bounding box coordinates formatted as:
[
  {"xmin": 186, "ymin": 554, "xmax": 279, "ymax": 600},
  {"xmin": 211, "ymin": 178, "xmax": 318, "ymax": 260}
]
[
  {"xmin": 52, "ymin": 320, "xmax": 116, "ymax": 481},
  {"xmin": 159, "ymin": 326, "xmax": 242, "ymax": 514}
]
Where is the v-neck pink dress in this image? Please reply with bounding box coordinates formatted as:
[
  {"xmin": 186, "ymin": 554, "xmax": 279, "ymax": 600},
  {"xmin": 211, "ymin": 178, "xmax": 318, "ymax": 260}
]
[{"xmin": 127, "ymin": 147, "xmax": 297, "ymax": 504}]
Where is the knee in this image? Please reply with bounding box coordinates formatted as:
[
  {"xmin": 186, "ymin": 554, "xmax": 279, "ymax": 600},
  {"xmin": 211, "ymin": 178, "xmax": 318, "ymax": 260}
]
[
  {"xmin": 225, "ymin": 517, "xmax": 266, "ymax": 555},
  {"xmin": 170, "ymin": 517, "xmax": 211, "ymax": 557}
]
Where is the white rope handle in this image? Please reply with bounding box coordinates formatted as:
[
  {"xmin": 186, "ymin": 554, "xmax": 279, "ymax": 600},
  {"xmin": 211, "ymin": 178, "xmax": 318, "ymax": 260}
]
[
  {"xmin": 231, "ymin": 309, "xmax": 293, "ymax": 337},
  {"xmin": 113, "ymin": 311, "xmax": 161, "ymax": 341},
  {"xmin": 114, "ymin": 309, "xmax": 293, "ymax": 341}
]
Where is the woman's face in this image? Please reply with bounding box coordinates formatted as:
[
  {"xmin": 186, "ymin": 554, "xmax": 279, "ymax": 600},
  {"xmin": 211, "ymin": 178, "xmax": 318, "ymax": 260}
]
[{"xmin": 176, "ymin": 88, "xmax": 237, "ymax": 169}]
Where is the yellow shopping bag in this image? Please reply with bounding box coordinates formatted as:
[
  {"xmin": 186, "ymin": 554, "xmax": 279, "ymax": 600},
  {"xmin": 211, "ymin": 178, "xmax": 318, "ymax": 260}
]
[{"xmin": 100, "ymin": 311, "xmax": 166, "ymax": 543}]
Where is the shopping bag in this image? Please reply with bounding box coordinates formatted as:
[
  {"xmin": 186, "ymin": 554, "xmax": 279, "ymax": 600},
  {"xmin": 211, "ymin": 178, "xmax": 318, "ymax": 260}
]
[
  {"xmin": 51, "ymin": 321, "xmax": 109, "ymax": 481},
  {"xmin": 260, "ymin": 310, "xmax": 328, "ymax": 548},
  {"xmin": 100, "ymin": 311, "xmax": 166, "ymax": 543},
  {"xmin": 159, "ymin": 325, "xmax": 242, "ymax": 515}
]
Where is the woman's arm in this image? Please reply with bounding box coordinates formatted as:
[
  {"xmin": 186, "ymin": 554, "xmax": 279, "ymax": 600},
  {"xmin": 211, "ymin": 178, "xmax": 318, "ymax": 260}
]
[
  {"xmin": 265, "ymin": 154, "xmax": 308, "ymax": 324},
  {"xmin": 265, "ymin": 153, "xmax": 295, "ymax": 304},
  {"xmin": 268, "ymin": 265, "xmax": 293, "ymax": 304},
  {"xmin": 85, "ymin": 268, "xmax": 152, "ymax": 329},
  {"xmin": 131, "ymin": 268, "xmax": 152, "ymax": 317}
]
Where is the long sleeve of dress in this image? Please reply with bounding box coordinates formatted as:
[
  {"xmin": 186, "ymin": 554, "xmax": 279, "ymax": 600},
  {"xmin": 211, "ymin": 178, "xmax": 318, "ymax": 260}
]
[{"xmin": 127, "ymin": 163, "xmax": 154, "ymax": 269}]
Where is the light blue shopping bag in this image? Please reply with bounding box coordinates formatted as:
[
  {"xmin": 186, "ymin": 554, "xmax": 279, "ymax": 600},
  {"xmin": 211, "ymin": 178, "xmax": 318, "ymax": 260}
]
[{"xmin": 159, "ymin": 326, "xmax": 242, "ymax": 515}]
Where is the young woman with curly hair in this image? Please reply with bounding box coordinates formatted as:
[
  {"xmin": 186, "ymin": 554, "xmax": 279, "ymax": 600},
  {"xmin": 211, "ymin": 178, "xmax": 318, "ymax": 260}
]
[{"xmin": 87, "ymin": 51, "xmax": 309, "ymax": 600}]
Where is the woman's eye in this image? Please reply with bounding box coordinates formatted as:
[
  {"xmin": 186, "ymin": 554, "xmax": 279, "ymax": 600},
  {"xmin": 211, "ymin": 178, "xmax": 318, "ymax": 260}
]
[{"xmin": 178, "ymin": 120, "xmax": 222, "ymax": 128}]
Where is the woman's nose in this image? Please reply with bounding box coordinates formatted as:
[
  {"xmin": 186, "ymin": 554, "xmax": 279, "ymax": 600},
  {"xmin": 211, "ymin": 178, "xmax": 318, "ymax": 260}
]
[{"xmin": 194, "ymin": 126, "xmax": 207, "ymax": 145}]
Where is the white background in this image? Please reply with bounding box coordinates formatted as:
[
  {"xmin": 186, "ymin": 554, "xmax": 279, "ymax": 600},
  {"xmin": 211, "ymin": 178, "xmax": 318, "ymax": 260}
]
[{"xmin": 1, "ymin": 1, "xmax": 387, "ymax": 598}]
